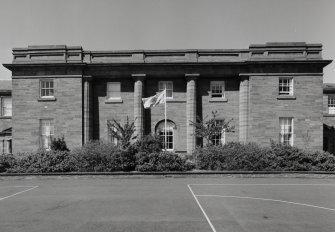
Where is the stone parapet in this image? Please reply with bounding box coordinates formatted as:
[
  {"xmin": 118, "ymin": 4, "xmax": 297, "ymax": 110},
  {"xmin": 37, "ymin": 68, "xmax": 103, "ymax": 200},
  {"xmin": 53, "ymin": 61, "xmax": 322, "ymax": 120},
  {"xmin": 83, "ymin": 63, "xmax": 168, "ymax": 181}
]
[
  {"xmin": 12, "ymin": 45, "xmax": 83, "ymax": 63},
  {"xmin": 9, "ymin": 42, "xmax": 324, "ymax": 65}
]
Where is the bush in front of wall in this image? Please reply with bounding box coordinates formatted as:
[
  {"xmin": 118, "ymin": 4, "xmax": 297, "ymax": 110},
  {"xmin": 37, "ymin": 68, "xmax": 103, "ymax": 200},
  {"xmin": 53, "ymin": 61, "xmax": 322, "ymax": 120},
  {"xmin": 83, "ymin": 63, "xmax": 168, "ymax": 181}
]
[
  {"xmin": 193, "ymin": 142, "xmax": 275, "ymax": 171},
  {"xmin": 135, "ymin": 151, "xmax": 194, "ymax": 172},
  {"xmin": 51, "ymin": 136, "xmax": 70, "ymax": 152},
  {"xmin": 1, "ymin": 140, "xmax": 335, "ymax": 173},
  {"xmin": 0, "ymin": 153, "xmax": 16, "ymax": 173},
  {"xmin": 131, "ymin": 134, "xmax": 163, "ymax": 154},
  {"xmin": 6, "ymin": 149, "xmax": 73, "ymax": 173},
  {"xmin": 269, "ymin": 142, "xmax": 335, "ymax": 171},
  {"xmin": 193, "ymin": 142, "xmax": 335, "ymax": 171},
  {"xmin": 70, "ymin": 140, "xmax": 136, "ymax": 172}
]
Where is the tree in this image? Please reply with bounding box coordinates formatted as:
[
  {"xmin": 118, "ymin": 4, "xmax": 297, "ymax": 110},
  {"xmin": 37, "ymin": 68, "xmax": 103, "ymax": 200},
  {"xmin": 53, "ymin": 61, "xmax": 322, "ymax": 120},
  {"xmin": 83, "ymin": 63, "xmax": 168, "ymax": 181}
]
[
  {"xmin": 190, "ymin": 111, "xmax": 234, "ymax": 146},
  {"xmin": 107, "ymin": 117, "xmax": 137, "ymax": 149}
]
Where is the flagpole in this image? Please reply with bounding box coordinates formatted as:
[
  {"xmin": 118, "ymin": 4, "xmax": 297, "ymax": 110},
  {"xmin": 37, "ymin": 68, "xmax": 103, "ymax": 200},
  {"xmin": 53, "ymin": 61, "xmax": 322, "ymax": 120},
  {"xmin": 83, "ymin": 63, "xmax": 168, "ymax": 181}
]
[{"xmin": 164, "ymin": 88, "xmax": 167, "ymax": 151}]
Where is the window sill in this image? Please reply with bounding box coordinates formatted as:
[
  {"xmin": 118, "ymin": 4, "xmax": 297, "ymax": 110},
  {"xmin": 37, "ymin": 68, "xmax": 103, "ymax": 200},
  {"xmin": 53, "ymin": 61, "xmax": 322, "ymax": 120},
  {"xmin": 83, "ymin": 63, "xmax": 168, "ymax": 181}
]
[
  {"xmin": 209, "ymin": 97, "xmax": 228, "ymax": 102},
  {"xmin": 105, "ymin": 98, "xmax": 123, "ymax": 104},
  {"xmin": 277, "ymin": 95, "xmax": 296, "ymax": 100},
  {"xmin": 162, "ymin": 149, "xmax": 174, "ymax": 152},
  {"xmin": 166, "ymin": 99, "xmax": 186, "ymax": 103},
  {"xmin": 38, "ymin": 97, "xmax": 57, "ymax": 102},
  {"xmin": 0, "ymin": 116, "xmax": 11, "ymax": 119}
]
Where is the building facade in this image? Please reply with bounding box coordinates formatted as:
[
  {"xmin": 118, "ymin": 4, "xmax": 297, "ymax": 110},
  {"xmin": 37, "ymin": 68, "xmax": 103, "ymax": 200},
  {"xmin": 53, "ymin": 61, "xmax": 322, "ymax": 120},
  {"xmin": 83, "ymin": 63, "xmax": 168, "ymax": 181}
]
[
  {"xmin": 323, "ymin": 83, "xmax": 335, "ymax": 154},
  {"xmin": 2, "ymin": 42, "xmax": 332, "ymax": 154},
  {"xmin": 0, "ymin": 80, "xmax": 12, "ymax": 153}
]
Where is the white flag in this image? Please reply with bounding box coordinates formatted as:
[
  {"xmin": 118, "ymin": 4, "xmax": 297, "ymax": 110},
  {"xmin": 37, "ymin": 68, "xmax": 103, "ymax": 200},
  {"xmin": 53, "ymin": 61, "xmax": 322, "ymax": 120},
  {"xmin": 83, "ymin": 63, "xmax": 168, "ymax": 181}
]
[{"xmin": 142, "ymin": 90, "xmax": 166, "ymax": 109}]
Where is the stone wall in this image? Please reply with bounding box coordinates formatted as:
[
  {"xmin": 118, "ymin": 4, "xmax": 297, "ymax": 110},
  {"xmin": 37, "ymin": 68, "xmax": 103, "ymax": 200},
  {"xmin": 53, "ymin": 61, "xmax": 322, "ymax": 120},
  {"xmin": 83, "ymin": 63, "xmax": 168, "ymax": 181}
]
[
  {"xmin": 198, "ymin": 78, "xmax": 240, "ymax": 144},
  {"xmin": 248, "ymin": 75, "xmax": 323, "ymax": 150},
  {"xmin": 0, "ymin": 118, "xmax": 11, "ymax": 132},
  {"xmin": 12, "ymin": 78, "xmax": 83, "ymax": 152},
  {"xmin": 144, "ymin": 78, "xmax": 187, "ymax": 152},
  {"xmin": 93, "ymin": 78, "xmax": 134, "ymax": 142}
]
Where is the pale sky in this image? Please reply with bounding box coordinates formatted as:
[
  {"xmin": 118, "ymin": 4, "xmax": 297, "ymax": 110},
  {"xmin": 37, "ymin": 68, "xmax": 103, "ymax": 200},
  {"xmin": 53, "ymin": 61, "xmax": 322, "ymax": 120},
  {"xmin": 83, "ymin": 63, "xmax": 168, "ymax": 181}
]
[{"xmin": 0, "ymin": 0, "xmax": 334, "ymax": 82}]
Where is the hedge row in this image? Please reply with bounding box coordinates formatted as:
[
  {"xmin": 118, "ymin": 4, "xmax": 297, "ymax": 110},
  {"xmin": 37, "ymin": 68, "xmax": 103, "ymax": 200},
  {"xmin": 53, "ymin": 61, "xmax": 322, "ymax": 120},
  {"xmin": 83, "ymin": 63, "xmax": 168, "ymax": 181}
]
[
  {"xmin": 193, "ymin": 142, "xmax": 335, "ymax": 171},
  {"xmin": 0, "ymin": 139, "xmax": 193, "ymax": 173},
  {"xmin": 1, "ymin": 141, "xmax": 335, "ymax": 173}
]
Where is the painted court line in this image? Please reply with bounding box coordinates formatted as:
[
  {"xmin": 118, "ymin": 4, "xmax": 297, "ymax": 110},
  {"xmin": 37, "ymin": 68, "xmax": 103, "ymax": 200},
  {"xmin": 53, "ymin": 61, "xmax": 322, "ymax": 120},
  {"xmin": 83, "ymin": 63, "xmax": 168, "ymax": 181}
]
[
  {"xmin": 187, "ymin": 184, "xmax": 217, "ymax": 232},
  {"xmin": 196, "ymin": 194, "xmax": 335, "ymax": 212},
  {"xmin": 0, "ymin": 186, "xmax": 38, "ymax": 201}
]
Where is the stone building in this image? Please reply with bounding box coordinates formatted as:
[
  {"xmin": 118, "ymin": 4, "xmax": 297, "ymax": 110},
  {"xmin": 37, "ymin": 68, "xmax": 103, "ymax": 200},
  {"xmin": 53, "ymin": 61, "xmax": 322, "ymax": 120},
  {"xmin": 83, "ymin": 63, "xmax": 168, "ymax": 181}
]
[
  {"xmin": 323, "ymin": 83, "xmax": 335, "ymax": 153},
  {"xmin": 2, "ymin": 42, "xmax": 332, "ymax": 154},
  {"xmin": 0, "ymin": 80, "xmax": 12, "ymax": 153}
]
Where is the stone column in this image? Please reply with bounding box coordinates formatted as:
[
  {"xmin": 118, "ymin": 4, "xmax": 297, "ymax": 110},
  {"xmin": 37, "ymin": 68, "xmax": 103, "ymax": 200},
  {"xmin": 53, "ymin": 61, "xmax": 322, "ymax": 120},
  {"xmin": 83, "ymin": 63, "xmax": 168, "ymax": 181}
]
[
  {"xmin": 239, "ymin": 76, "xmax": 249, "ymax": 143},
  {"xmin": 132, "ymin": 74, "xmax": 146, "ymax": 140},
  {"xmin": 186, "ymin": 74, "xmax": 199, "ymax": 155},
  {"xmin": 83, "ymin": 76, "xmax": 92, "ymax": 144}
]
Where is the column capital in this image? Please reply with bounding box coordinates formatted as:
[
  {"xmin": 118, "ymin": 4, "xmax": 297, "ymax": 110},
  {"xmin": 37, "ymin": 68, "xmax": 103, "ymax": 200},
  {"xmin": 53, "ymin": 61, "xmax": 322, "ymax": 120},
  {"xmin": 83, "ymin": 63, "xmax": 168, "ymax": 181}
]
[
  {"xmin": 238, "ymin": 74, "xmax": 250, "ymax": 81},
  {"xmin": 185, "ymin": 73, "xmax": 200, "ymax": 81},
  {"xmin": 132, "ymin": 73, "xmax": 146, "ymax": 81},
  {"xmin": 83, "ymin": 75, "xmax": 93, "ymax": 81}
]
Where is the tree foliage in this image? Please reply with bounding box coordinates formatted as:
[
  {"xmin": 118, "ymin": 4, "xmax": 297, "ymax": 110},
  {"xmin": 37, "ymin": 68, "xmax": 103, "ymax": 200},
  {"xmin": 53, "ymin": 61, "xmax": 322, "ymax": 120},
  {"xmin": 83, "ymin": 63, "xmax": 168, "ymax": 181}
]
[
  {"xmin": 107, "ymin": 117, "xmax": 137, "ymax": 149},
  {"xmin": 190, "ymin": 111, "xmax": 234, "ymax": 146}
]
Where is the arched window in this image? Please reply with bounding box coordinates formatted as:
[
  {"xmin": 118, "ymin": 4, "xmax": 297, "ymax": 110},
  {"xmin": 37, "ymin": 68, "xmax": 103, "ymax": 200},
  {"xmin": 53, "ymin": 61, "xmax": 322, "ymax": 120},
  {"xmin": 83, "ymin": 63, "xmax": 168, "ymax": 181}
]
[{"xmin": 155, "ymin": 120, "xmax": 176, "ymax": 151}]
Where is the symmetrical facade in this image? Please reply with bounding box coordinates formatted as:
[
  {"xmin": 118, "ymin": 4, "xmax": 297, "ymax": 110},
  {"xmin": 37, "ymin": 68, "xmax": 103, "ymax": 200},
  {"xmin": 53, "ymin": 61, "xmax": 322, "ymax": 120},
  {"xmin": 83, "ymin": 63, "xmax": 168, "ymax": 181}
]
[{"xmin": 2, "ymin": 42, "xmax": 332, "ymax": 153}]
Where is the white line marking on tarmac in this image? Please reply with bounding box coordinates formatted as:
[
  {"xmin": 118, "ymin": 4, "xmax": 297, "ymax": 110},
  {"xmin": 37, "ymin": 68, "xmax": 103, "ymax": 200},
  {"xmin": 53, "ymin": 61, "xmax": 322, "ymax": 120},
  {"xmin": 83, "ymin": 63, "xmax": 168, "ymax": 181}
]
[
  {"xmin": 0, "ymin": 186, "xmax": 38, "ymax": 201},
  {"xmin": 196, "ymin": 194, "xmax": 335, "ymax": 212},
  {"xmin": 188, "ymin": 184, "xmax": 217, "ymax": 232},
  {"xmin": 190, "ymin": 184, "xmax": 335, "ymax": 186}
]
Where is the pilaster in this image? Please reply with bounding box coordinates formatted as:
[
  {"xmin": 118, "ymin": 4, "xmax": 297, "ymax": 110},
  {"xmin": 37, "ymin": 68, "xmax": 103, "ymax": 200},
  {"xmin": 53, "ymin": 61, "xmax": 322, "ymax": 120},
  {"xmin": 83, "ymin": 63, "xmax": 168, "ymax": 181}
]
[
  {"xmin": 83, "ymin": 76, "xmax": 92, "ymax": 144},
  {"xmin": 132, "ymin": 74, "xmax": 146, "ymax": 140},
  {"xmin": 186, "ymin": 73, "xmax": 199, "ymax": 154},
  {"xmin": 239, "ymin": 76, "xmax": 249, "ymax": 143}
]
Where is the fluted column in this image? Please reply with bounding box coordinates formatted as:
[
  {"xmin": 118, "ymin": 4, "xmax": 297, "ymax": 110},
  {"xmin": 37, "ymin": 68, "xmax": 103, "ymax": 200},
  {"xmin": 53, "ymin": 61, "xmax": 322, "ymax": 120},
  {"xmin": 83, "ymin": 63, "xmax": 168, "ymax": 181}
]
[
  {"xmin": 239, "ymin": 76, "xmax": 249, "ymax": 143},
  {"xmin": 186, "ymin": 74, "xmax": 199, "ymax": 155},
  {"xmin": 132, "ymin": 74, "xmax": 146, "ymax": 140}
]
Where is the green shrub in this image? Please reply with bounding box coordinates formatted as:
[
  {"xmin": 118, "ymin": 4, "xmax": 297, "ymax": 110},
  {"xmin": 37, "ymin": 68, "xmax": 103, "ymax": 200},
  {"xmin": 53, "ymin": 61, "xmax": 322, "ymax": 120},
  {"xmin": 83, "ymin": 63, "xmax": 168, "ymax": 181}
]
[
  {"xmin": 51, "ymin": 136, "xmax": 69, "ymax": 151},
  {"xmin": 270, "ymin": 143, "xmax": 335, "ymax": 171},
  {"xmin": 3, "ymin": 140, "xmax": 335, "ymax": 173},
  {"xmin": 0, "ymin": 153, "xmax": 16, "ymax": 173},
  {"xmin": 131, "ymin": 134, "xmax": 162, "ymax": 154},
  {"xmin": 71, "ymin": 140, "xmax": 136, "ymax": 172},
  {"xmin": 193, "ymin": 142, "xmax": 275, "ymax": 171},
  {"xmin": 193, "ymin": 145, "xmax": 228, "ymax": 170},
  {"xmin": 135, "ymin": 151, "xmax": 194, "ymax": 172},
  {"xmin": 194, "ymin": 142, "xmax": 335, "ymax": 171},
  {"xmin": 8, "ymin": 150, "xmax": 73, "ymax": 173}
]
